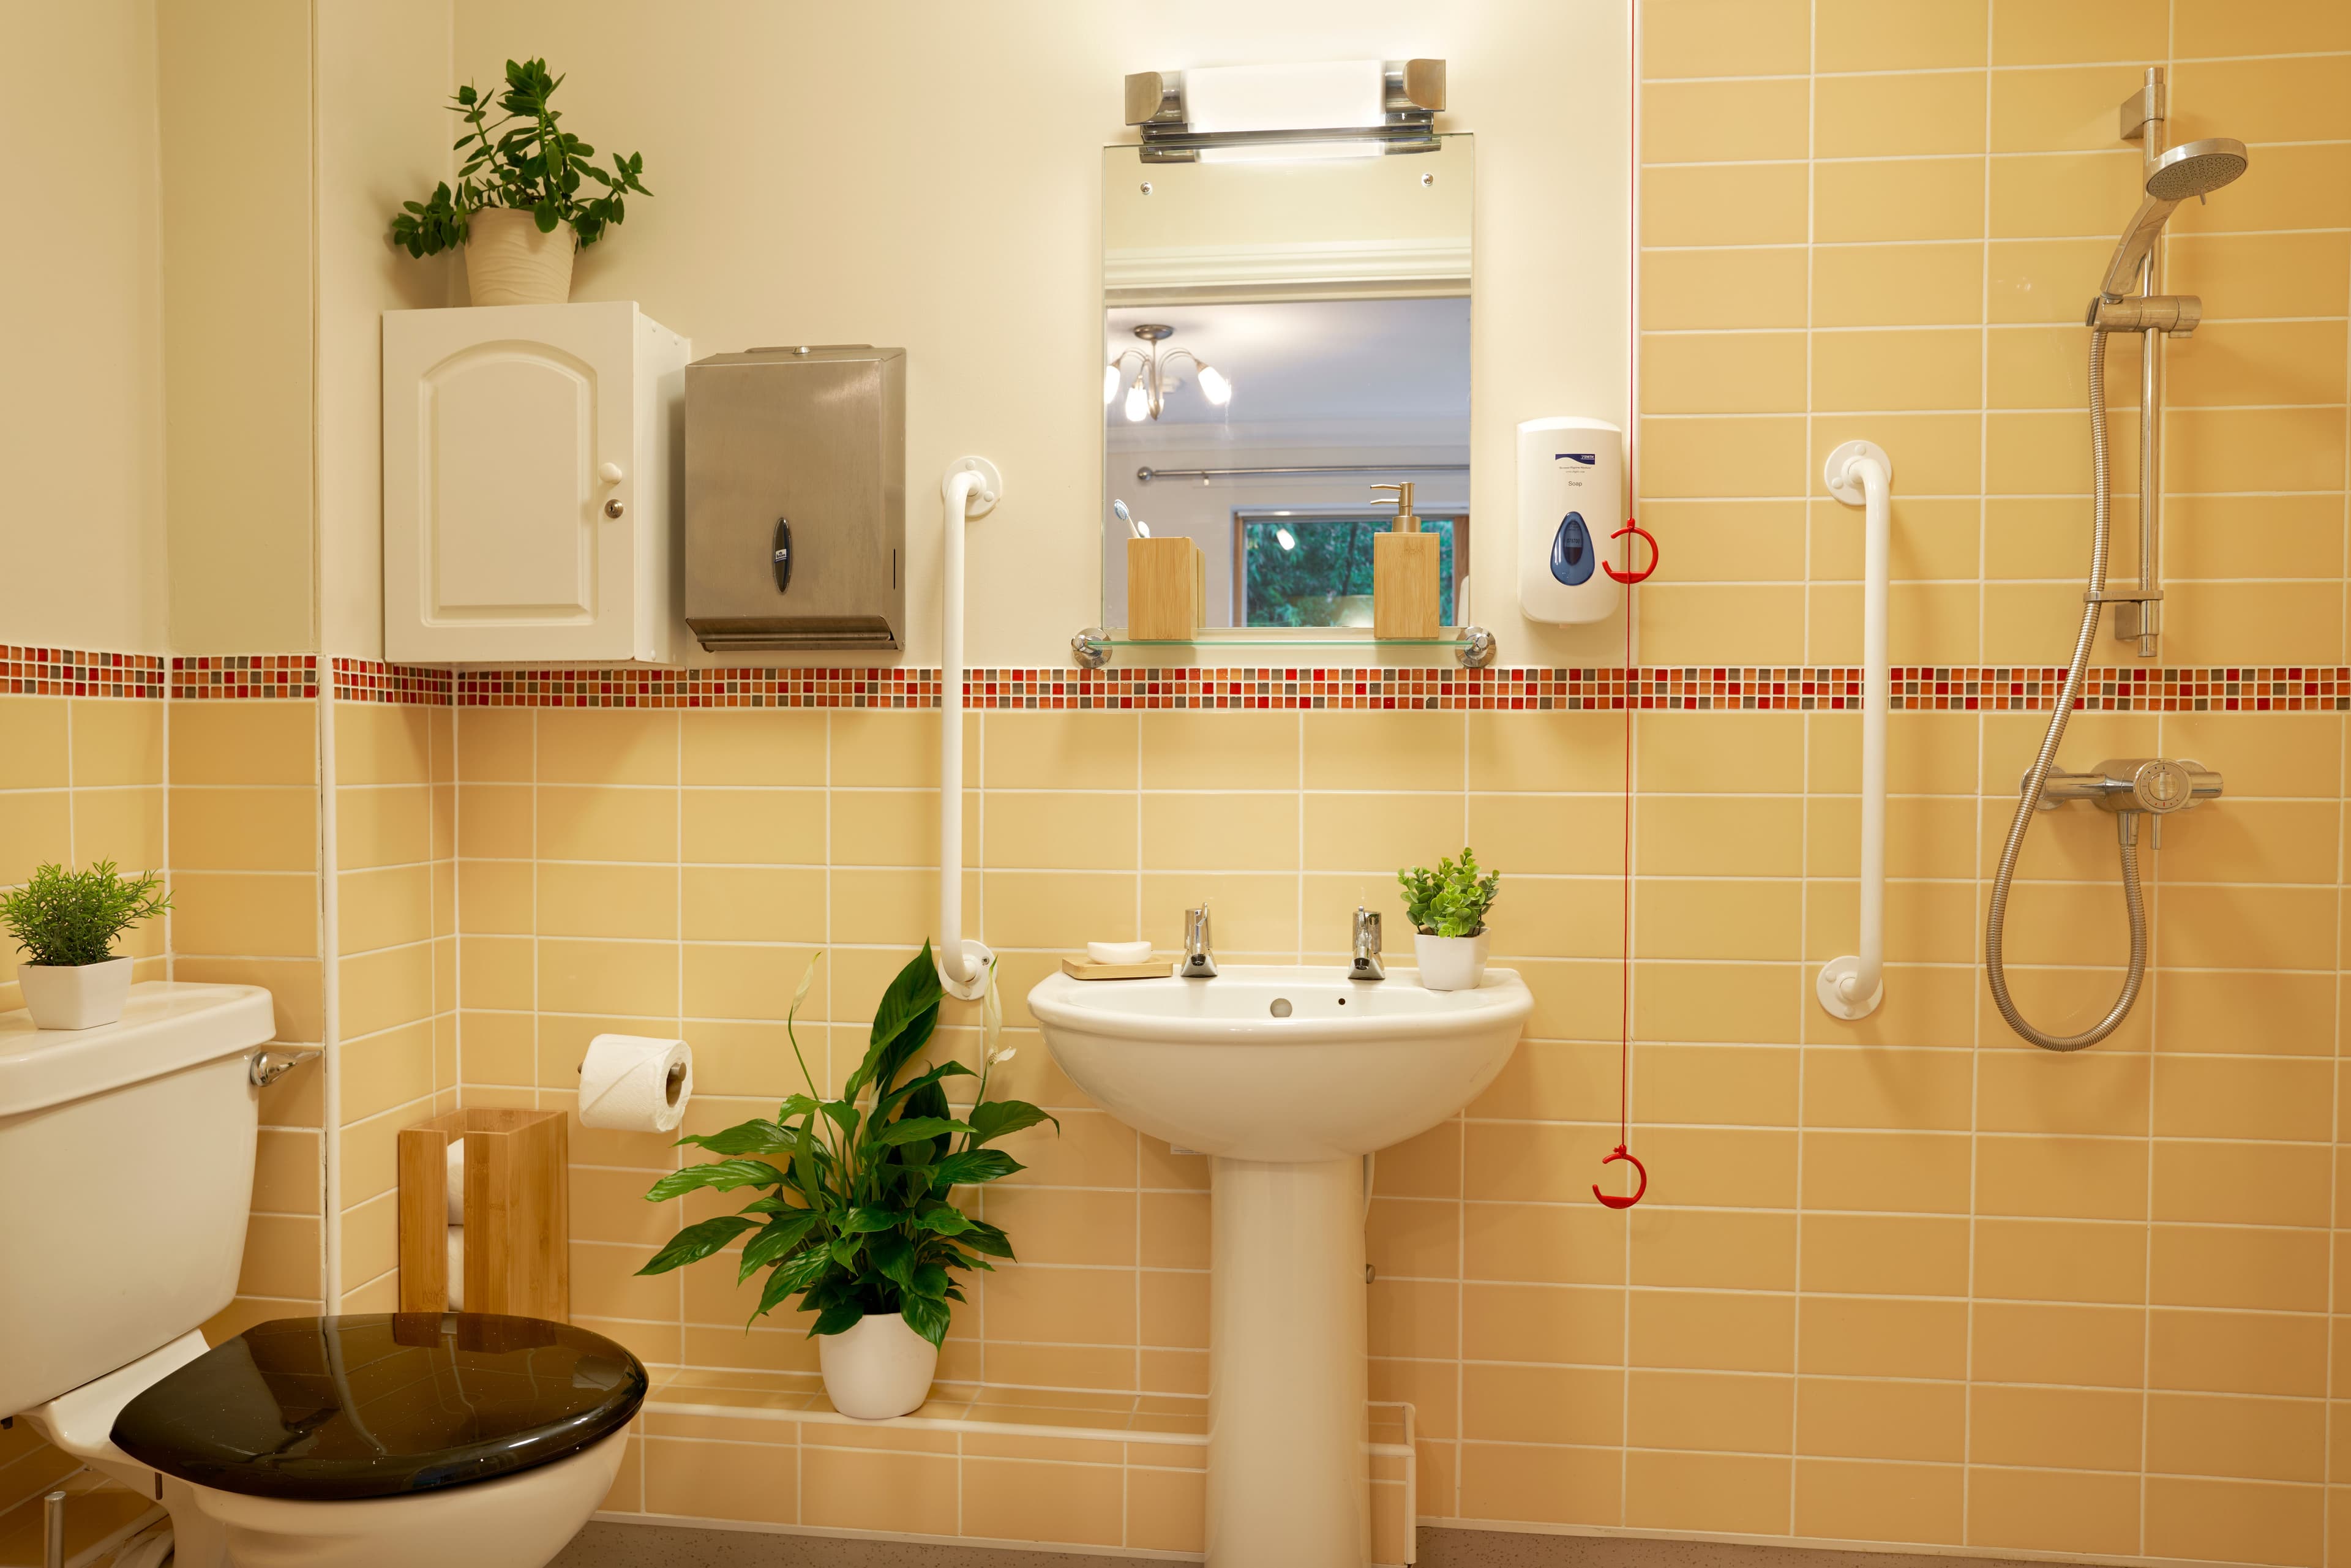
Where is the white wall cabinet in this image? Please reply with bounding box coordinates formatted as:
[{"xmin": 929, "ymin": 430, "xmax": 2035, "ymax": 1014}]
[{"xmin": 384, "ymin": 301, "xmax": 689, "ymax": 664}]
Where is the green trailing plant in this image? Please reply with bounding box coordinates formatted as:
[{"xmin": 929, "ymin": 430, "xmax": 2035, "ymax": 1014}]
[
  {"xmin": 635, "ymin": 944, "xmax": 1054, "ymax": 1348},
  {"xmin": 389, "ymin": 57, "xmax": 651, "ymax": 258},
  {"xmin": 1398, "ymin": 847, "xmax": 1501, "ymax": 939},
  {"xmin": 1, "ymin": 861, "xmax": 171, "ymax": 968}
]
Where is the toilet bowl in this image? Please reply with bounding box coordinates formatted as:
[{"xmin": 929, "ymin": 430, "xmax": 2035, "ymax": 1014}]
[{"xmin": 34, "ymin": 1311, "xmax": 642, "ymax": 1568}]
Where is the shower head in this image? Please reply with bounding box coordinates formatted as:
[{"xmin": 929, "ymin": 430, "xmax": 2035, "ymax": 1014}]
[
  {"xmin": 2147, "ymin": 137, "xmax": 2248, "ymax": 201},
  {"xmin": 2098, "ymin": 137, "xmax": 2251, "ymax": 301}
]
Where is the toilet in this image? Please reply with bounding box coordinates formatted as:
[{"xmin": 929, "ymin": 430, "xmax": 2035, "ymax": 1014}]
[{"xmin": 1, "ymin": 984, "xmax": 639, "ymax": 1568}]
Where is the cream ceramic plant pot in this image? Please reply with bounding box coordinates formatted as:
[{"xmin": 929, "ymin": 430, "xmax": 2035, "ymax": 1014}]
[
  {"xmin": 17, "ymin": 956, "xmax": 134, "ymax": 1030},
  {"xmin": 819, "ymin": 1312, "xmax": 939, "ymax": 1420},
  {"xmin": 1413, "ymin": 932, "xmax": 1490, "ymax": 992},
  {"xmin": 463, "ymin": 207, "xmax": 576, "ymax": 306}
]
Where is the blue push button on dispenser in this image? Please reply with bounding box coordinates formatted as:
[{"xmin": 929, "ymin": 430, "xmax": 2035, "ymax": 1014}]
[{"xmin": 1550, "ymin": 512, "xmax": 1595, "ymax": 586}]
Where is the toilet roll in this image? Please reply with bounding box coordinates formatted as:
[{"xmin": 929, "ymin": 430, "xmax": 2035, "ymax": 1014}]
[
  {"xmin": 444, "ymin": 1139, "xmax": 465, "ymax": 1224},
  {"xmin": 579, "ymin": 1033, "xmax": 694, "ymax": 1132},
  {"xmin": 446, "ymin": 1225, "xmax": 464, "ymax": 1311}
]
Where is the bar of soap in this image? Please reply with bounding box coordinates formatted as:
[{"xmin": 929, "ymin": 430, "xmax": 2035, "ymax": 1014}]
[{"xmin": 1087, "ymin": 940, "xmax": 1153, "ymax": 964}]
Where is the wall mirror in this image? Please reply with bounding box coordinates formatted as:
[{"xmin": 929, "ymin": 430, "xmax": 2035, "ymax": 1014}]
[{"xmin": 1098, "ymin": 135, "xmax": 1472, "ymax": 639}]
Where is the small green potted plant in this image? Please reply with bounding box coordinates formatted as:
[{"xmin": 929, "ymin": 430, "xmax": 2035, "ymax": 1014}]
[
  {"xmin": 389, "ymin": 57, "xmax": 651, "ymax": 306},
  {"xmin": 636, "ymin": 943, "xmax": 1052, "ymax": 1420},
  {"xmin": 2, "ymin": 861, "xmax": 171, "ymax": 1030},
  {"xmin": 1398, "ymin": 847, "xmax": 1501, "ymax": 991}
]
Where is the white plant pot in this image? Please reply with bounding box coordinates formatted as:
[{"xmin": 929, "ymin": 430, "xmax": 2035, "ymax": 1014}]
[
  {"xmin": 819, "ymin": 1311, "xmax": 939, "ymax": 1420},
  {"xmin": 1412, "ymin": 932, "xmax": 1490, "ymax": 992},
  {"xmin": 463, "ymin": 207, "xmax": 576, "ymax": 306},
  {"xmin": 16, "ymin": 956, "xmax": 135, "ymax": 1030}
]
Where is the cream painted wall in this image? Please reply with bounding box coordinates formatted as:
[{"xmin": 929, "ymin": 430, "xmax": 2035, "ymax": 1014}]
[
  {"xmin": 0, "ymin": 2, "xmax": 168, "ymax": 652},
  {"xmin": 446, "ymin": 0, "xmax": 1630, "ymax": 667},
  {"xmin": 317, "ymin": 0, "xmax": 457, "ymax": 658},
  {"xmin": 159, "ymin": 0, "xmax": 318, "ymax": 654}
]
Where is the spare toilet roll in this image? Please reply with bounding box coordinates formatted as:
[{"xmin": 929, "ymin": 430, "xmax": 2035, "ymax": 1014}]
[
  {"xmin": 580, "ymin": 1033, "xmax": 694, "ymax": 1133},
  {"xmin": 446, "ymin": 1225, "xmax": 465, "ymax": 1311},
  {"xmin": 444, "ymin": 1139, "xmax": 465, "ymax": 1223}
]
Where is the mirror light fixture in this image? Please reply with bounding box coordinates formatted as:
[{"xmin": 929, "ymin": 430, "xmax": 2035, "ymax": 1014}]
[
  {"xmin": 1124, "ymin": 59, "xmax": 1445, "ymax": 163},
  {"xmin": 1106, "ymin": 324, "xmax": 1232, "ymax": 422}
]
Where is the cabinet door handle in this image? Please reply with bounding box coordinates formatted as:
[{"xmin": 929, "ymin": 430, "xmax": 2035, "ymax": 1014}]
[
  {"xmin": 604, "ymin": 498, "xmax": 626, "ymax": 519},
  {"xmin": 773, "ymin": 518, "xmax": 793, "ymax": 593}
]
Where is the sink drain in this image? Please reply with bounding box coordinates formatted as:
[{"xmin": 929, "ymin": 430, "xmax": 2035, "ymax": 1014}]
[{"xmin": 1269, "ymin": 997, "xmax": 1292, "ymax": 1018}]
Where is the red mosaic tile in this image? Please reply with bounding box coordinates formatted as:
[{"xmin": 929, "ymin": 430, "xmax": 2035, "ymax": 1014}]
[{"xmin": 1, "ymin": 646, "xmax": 165, "ymax": 699}]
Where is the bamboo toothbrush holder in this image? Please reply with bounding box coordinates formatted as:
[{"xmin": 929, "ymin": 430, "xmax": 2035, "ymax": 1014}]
[
  {"xmin": 398, "ymin": 1108, "xmax": 570, "ymax": 1320},
  {"xmin": 1126, "ymin": 535, "xmax": 1204, "ymax": 641}
]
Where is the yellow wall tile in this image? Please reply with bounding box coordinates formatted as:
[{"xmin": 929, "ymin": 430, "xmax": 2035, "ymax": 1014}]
[
  {"xmin": 1793, "ymin": 1457, "xmax": 1962, "ymax": 1547},
  {"xmin": 1642, "ymin": 249, "xmax": 1808, "ymax": 331},
  {"xmin": 2145, "ymin": 1476, "xmax": 2325, "ymax": 1568},
  {"xmin": 1969, "ymin": 1465, "xmax": 2142, "ymax": 1556},
  {"xmin": 1643, "ymin": 164, "xmax": 1809, "ymax": 249},
  {"xmin": 1817, "ymin": 72, "xmax": 1987, "ymax": 157},
  {"xmin": 1813, "ymin": 328, "xmax": 1983, "ymax": 411},
  {"xmin": 1641, "ymin": 0, "xmax": 1810, "ymax": 78},
  {"xmin": 1643, "ymin": 332, "xmax": 1807, "ymax": 415},
  {"xmin": 1813, "ymin": 243, "xmax": 1984, "ymax": 328},
  {"xmin": 1644, "ymin": 77, "xmax": 1810, "ymax": 165},
  {"xmin": 1816, "ymin": 160, "xmax": 1985, "ymax": 242},
  {"xmin": 70, "ymin": 699, "xmax": 162, "ymax": 788},
  {"xmin": 1625, "ymin": 1449, "xmax": 1790, "ymax": 1536},
  {"xmin": 679, "ymin": 710, "xmax": 826, "ymax": 787},
  {"xmin": 170, "ymin": 702, "xmax": 314, "ymax": 786},
  {"xmin": 1816, "ymin": 0, "xmax": 1987, "ymax": 71}
]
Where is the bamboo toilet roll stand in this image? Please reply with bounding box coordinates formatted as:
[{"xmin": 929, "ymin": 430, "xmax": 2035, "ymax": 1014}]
[{"xmin": 397, "ymin": 1108, "xmax": 570, "ymax": 1319}]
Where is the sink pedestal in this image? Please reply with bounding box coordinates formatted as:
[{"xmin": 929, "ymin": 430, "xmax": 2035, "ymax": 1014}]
[{"xmin": 1207, "ymin": 1155, "xmax": 1369, "ymax": 1568}]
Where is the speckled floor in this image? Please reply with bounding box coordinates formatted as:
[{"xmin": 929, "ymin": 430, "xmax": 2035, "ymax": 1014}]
[{"xmin": 550, "ymin": 1521, "xmax": 2039, "ymax": 1568}]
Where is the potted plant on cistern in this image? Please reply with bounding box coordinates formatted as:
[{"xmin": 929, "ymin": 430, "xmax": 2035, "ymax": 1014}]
[{"xmin": 3, "ymin": 860, "xmax": 171, "ymax": 1030}]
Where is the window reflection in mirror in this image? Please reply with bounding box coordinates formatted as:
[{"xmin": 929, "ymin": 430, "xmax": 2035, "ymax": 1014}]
[{"xmin": 1100, "ymin": 136, "xmax": 1472, "ymax": 636}]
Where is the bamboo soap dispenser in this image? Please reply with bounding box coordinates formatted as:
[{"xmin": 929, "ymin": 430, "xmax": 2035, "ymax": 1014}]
[{"xmin": 1371, "ymin": 481, "xmax": 1442, "ymax": 639}]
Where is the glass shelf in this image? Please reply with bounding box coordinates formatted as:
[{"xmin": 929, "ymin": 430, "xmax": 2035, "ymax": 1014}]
[{"xmin": 1071, "ymin": 626, "xmax": 1496, "ymax": 668}]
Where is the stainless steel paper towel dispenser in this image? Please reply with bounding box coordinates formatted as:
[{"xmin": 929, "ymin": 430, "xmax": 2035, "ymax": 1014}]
[{"xmin": 685, "ymin": 345, "xmax": 906, "ymax": 651}]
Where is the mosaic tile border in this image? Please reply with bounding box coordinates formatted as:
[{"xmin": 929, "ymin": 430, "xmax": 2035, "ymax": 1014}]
[
  {"xmin": 451, "ymin": 664, "xmax": 2351, "ymax": 713},
  {"xmin": 2, "ymin": 646, "xmax": 166, "ymax": 699},
  {"xmin": 12, "ymin": 651, "xmax": 2348, "ymax": 713},
  {"xmin": 169, "ymin": 655, "xmax": 317, "ymax": 701},
  {"xmin": 331, "ymin": 658, "xmax": 454, "ymax": 705}
]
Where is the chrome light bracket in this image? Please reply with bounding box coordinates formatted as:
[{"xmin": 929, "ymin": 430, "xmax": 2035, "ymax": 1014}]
[{"xmin": 1124, "ymin": 60, "xmax": 1445, "ymax": 162}]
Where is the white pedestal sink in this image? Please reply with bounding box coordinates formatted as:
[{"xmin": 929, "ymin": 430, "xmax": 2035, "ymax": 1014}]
[{"xmin": 1029, "ymin": 966, "xmax": 1531, "ymax": 1568}]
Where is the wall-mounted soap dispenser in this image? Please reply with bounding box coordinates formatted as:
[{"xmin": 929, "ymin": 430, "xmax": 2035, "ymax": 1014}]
[
  {"xmin": 1518, "ymin": 416, "xmax": 1624, "ymax": 624},
  {"xmin": 685, "ymin": 345, "xmax": 906, "ymax": 651}
]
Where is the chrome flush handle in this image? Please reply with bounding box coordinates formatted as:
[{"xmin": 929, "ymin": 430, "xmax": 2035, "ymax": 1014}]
[{"xmin": 249, "ymin": 1048, "xmax": 321, "ymax": 1087}]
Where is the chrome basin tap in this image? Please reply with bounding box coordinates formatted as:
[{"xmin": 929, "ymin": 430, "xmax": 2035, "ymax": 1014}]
[
  {"xmin": 1179, "ymin": 906, "xmax": 1218, "ymax": 978},
  {"xmin": 1348, "ymin": 906, "xmax": 1385, "ymax": 981}
]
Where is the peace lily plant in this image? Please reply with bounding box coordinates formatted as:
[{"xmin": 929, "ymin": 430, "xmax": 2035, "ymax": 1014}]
[
  {"xmin": 635, "ymin": 943, "xmax": 1052, "ymax": 1418},
  {"xmin": 1398, "ymin": 847, "xmax": 1502, "ymax": 992}
]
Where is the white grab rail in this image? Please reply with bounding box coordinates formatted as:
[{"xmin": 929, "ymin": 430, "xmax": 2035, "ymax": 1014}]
[
  {"xmin": 1817, "ymin": 440, "xmax": 1893, "ymax": 1020},
  {"xmin": 938, "ymin": 456, "xmax": 1002, "ymax": 1001}
]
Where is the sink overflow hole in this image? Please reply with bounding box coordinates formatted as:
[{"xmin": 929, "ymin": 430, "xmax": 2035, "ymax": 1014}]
[{"xmin": 1269, "ymin": 998, "xmax": 1292, "ymax": 1018}]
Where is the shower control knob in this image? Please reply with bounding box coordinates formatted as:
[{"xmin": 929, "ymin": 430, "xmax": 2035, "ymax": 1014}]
[{"xmin": 2131, "ymin": 759, "xmax": 2194, "ymax": 814}]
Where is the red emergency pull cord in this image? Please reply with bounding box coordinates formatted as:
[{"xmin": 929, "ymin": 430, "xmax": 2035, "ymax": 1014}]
[
  {"xmin": 1595, "ymin": 0, "xmax": 1652, "ymax": 1213},
  {"xmin": 1593, "ymin": 1144, "xmax": 1648, "ymax": 1209},
  {"xmin": 1602, "ymin": 520, "xmax": 1660, "ymax": 584}
]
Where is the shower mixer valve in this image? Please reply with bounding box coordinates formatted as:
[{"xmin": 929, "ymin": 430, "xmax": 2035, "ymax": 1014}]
[{"xmin": 2029, "ymin": 757, "xmax": 2222, "ymax": 841}]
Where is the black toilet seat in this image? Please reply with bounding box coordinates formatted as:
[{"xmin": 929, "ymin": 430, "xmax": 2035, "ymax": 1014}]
[{"xmin": 111, "ymin": 1313, "xmax": 647, "ymax": 1501}]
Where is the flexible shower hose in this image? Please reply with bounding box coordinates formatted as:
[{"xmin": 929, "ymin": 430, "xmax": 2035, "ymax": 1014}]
[{"xmin": 1982, "ymin": 328, "xmax": 2150, "ymax": 1051}]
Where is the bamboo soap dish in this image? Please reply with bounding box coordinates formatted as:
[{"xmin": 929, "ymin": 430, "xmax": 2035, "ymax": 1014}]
[{"xmin": 1061, "ymin": 956, "xmax": 1174, "ymax": 981}]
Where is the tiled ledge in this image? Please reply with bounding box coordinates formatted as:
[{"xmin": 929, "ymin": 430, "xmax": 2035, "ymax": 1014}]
[
  {"xmin": 617, "ymin": 1368, "xmax": 1415, "ymax": 1562},
  {"xmin": 12, "ymin": 647, "xmax": 2351, "ymax": 714}
]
